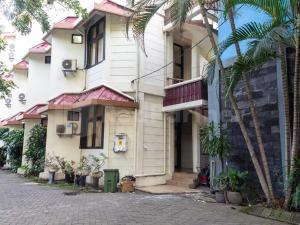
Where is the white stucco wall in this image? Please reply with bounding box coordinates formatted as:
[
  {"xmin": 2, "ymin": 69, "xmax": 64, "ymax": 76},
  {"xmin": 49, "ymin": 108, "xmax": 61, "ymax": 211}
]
[
  {"xmin": 0, "ymin": 69, "xmax": 28, "ymax": 120},
  {"xmin": 26, "ymin": 54, "xmax": 51, "ymax": 108},
  {"xmin": 45, "ymin": 106, "xmax": 136, "ymax": 181},
  {"xmin": 48, "ymin": 29, "xmax": 85, "ymax": 99}
]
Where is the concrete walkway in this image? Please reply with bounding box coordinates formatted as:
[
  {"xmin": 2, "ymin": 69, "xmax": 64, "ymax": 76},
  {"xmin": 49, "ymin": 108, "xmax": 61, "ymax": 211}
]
[{"xmin": 0, "ymin": 170, "xmax": 288, "ymax": 225}]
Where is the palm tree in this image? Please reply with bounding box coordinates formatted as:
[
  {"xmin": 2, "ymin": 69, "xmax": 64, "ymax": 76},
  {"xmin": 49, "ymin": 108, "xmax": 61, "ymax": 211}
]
[
  {"xmin": 222, "ymin": 0, "xmax": 294, "ymax": 186},
  {"xmin": 221, "ymin": 0, "xmax": 299, "ymax": 208},
  {"xmin": 286, "ymin": 2, "xmax": 300, "ymax": 208},
  {"xmin": 127, "ymin": 0, "xmax": 273, "ymax": 204},
  {"xmin": 224, "ymin": 2, "xmax": 275, "ymax": 201}
]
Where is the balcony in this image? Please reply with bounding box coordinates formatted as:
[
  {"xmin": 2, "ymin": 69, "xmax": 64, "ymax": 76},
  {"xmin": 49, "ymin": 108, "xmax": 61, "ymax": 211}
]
[{"xmin": 163, "ymin": 77, "xmax": 207, "ymax": 112}]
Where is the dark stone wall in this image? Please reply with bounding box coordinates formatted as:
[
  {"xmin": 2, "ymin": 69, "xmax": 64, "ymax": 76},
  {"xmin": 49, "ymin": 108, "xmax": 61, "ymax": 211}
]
[{"xmin": 220, "ymin": 61, "xmax": 283, "ymax": 197}]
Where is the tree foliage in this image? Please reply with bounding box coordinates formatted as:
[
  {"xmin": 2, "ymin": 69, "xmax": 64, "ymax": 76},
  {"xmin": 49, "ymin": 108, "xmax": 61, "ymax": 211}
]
[
  {"xmin": 24, "ymin": 124, "xmax": 47, "ymax": 176},
  {"xmin": 0, "ymin": 128, "xmax": 9, "ymax": 166},
  {"xmin": 3, "ymin": 129, "xmax": 24, "ymax": 172},
  {"xmin": 199, "ymin": 122, "xmax": 231, "ymax": 170},
  {"xmin": 2, "ymin": 0, "xmax": 87, "ymax": 34}
]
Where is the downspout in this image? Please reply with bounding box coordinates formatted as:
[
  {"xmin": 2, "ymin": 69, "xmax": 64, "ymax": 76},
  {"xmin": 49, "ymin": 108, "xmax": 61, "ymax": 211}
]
[
  {"xmin": 83, "ymin": 30, "xmax": 88, "ymax": 91},
  {"xmin": 134, "ymin": 41, "xmax": 140, "ymax": 175}
]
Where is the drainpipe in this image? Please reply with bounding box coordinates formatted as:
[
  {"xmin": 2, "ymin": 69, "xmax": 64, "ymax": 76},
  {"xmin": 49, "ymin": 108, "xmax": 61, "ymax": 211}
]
[{"xmin": 134, "ymin": 40, "xmax": 140, "ymax": 174}]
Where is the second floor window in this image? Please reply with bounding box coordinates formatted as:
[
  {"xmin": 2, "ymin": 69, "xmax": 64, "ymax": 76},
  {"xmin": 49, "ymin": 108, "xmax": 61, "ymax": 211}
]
[{"xmin": 87, "ymin": 18, "xmax": 105, "ymax": 67}]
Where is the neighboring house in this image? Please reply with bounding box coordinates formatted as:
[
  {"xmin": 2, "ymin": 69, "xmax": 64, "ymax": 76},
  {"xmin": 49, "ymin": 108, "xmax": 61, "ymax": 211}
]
[{"xmin": 1, "ymin": 0, "xmax": 217, "ymax": 188}]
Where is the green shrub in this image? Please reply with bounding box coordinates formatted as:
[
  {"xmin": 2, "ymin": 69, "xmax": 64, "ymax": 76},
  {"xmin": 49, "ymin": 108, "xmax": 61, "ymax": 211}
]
[
  {"xmin": 24, "ymin": 124, "xmax": 47, "ymax": 176},
  {"xmin": 0, "ymin": 128, "xmax": 9, "ymax": 166},
  {"xmin": 3, "ymin": 129, "xmax": 24, "ymax": 172},
  {"xmin": 291, "ymin": 158, "xmax": 300, "ymax": 210}
]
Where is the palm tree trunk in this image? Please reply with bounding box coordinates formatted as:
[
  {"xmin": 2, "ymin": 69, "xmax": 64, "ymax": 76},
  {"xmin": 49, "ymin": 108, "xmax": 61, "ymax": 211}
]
[
  {"xmin": 227, "ymin": 7, "xmax": 275, "ymax": 202},
  {"xmin": 284, "ymin": 6, "xmax": 300, "ymax": 209},
  {"xmin": 278, "ymin": 44, "xmax": 291, "ymax": 185},
  {"xmin": 199, "ymin": 0, "xmax": 272, "ymax": 204}
]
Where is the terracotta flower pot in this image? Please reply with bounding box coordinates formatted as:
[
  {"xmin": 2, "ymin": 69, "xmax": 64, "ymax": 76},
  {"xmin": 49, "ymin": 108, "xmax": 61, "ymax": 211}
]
[{"xmin": 227, "ymin": 191, "xmax": 242, "ymax": 205}]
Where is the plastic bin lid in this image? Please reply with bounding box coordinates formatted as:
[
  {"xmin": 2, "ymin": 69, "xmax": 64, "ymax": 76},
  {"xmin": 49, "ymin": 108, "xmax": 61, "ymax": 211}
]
[{"xmin": 103, "ymin": 169, "xmax": 119, "ymax": 172}]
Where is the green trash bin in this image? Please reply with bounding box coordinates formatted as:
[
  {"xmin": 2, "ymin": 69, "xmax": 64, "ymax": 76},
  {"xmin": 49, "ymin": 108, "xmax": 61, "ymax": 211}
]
[{"xmin": 104, "ymin": 169, "xmax": 119, "ymax": 193}]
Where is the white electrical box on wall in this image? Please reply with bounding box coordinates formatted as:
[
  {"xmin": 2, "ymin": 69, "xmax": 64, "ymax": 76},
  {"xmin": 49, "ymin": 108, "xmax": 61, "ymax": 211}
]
[{"xmin": 113, "ymin": 133, "xmax": 128, "ymax": 153}]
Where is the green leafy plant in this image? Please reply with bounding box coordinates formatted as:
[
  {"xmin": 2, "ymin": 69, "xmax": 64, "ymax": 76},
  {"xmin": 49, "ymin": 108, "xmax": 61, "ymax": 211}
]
[
  {"xmin": 76, "ymin": 156, "xmax": 91, "ymax": 176},
  {"xmin": 214, "ymin": 172, "xmax": 229, "ymax": 191},
  {"xmin": 290, "ymin": 158, "xmax": 300, "ymax": 210},
  {"xmin": 24, "ymin": 124, "xmax": 47, "ymax": 176},
  {"xmin": 199, "ymin": 122, "xmax": 231, "ymax": 170},
  {"xmin": 3, "ymin": 129, "xmax": 24, "ymax": 172},
  {"xmin": 45, "ymin": 154, "xmax": 60, "ymax": 172},
  {"xmin": 227, "ymin": 167, "xmax": 248, "ymax": 192},
  {"xmin": 89, "ymin": 154, "xmax": 107, "ymax": 178},
  {"xmin": 0, "ymin": 128, "xmax": 9, "ymax": 166}
]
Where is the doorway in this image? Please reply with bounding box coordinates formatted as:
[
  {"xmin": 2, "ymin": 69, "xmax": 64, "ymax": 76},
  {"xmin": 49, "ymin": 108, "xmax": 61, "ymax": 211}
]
[{"xmin": 174, "ymin": 111, "xmax": 193, "ymax": 172}]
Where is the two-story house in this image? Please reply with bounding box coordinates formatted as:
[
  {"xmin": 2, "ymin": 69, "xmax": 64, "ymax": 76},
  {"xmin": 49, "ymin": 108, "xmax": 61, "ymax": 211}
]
[{"xmin": 2, "ymin": 0, "xmax": 216, "ymax": 188}]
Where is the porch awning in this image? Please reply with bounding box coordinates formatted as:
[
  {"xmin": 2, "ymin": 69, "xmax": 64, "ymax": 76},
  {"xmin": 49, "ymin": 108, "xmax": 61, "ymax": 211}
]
[
  {"xmin": 38, "ymin": 85, "xmax": 138, "ymax": 113},
  {"xmin": 0, "ymin": 112, "xmax": 23, "ymax": 127},
  {"xmin": 16, "ymin": 104, "xmax": 47, "ymax": 121}
]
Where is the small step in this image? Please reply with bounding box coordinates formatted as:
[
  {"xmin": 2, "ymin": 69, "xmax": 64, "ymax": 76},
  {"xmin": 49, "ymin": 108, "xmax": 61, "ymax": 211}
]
[{"xmin": 166, "ymin": 172, "xmax": 198, "ymax": 188}]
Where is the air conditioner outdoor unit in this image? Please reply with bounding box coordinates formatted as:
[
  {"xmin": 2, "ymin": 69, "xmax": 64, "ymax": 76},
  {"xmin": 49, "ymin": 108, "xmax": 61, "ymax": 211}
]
[
  {"xmin": 18, "ymin": 93, "xmax": 26, "ymax": 104},
  {"xmin": 65, "ymin": 122, "xmax": 79, "ymax": 135},
  {"xmin": 56, "ymin": 124, "xmax": 66, "ymax": 135},
  {"xmin": 4, "ymin": 98, "xmax": 11, "ymax": 107},
  {"xmin": 62, "ymin": 59, "xmax": 77, "ymax": 72}
]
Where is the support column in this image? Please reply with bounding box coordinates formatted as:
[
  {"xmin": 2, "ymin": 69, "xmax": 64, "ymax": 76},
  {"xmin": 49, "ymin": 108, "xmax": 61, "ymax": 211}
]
[
  {"xmin": 192, "ymin": 115, "xmax": 200, "ymax": 173},
  {"xmin": 191, "ymin": 43, "xmax": 200, "ymax": 79}
]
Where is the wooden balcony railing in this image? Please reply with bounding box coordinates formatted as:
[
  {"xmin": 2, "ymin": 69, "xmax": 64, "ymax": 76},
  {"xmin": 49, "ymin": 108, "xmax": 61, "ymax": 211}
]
[{"xmin": 163, "ymin": 77, "xmax": 207, "ymax": 107}]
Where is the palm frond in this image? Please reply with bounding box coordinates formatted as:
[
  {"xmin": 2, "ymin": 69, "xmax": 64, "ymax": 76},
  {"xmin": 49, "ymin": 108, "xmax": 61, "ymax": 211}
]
[
  {"xmin": 126, "ymin": 0, "xmax": 168, "ymax": 55},
  {"xmin": 223, "ymin": 0, "xmax": 289, "ymax": 25}
]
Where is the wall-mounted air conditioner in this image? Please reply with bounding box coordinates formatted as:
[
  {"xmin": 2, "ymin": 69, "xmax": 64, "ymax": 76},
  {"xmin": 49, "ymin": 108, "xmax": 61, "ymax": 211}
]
[
  {"xmin": 56, "ymin": 122, "xmax": 79, "ymax": 136},
  {"xmin": 62, "ymin": 59, "xmax": 77, "ymax": 72},
  {"xmin": 4, "ymin": 98, "xmax": 11, "ymax": 107},
  {"xmin": 18, "ymin": 93, "xmax": 26, "ymax": 104}
]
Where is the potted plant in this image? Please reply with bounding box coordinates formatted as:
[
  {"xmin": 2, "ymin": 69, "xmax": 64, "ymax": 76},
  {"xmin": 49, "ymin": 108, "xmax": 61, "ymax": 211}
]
[
  {"xmin": 75, "ymin": 156, "xmax": 91, "ymax": 187},
  {"xmin": 200, "ymin": 122, "xmax": 231, "ymax": 171},
  {"xmin": 45, "ymin": 155, "xmax": 60, "ymax": 184},
  {"xmin": 64, "ymin": 160, "xmax": 76, "ymax": 184},
  {"xmin": 214, "ymin": 173, "xmax": 229, "ymax": 203},
  {"xmin": 226, "ymin": 167, "xmax": 248, "ymax": 205},
  {"xmin": 120, "ymin": 175, "xmax": 136, "ymax": 192},
  {"xmin": 89, "ymin": 154, "xmax": 107, "ymax": 189}
]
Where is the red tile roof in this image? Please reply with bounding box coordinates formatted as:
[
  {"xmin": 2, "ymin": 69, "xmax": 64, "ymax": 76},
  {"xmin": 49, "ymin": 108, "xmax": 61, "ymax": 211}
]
[
  {"xmin": 39, "ymin": 85, "xmax": 138, "ymax": 113},
  {"xmin": 13, "ymin": 60, "xmax": 28, "ymax": 71},
  {"xmin": 53, "ymin": 16, "xmax": 81, "ymax": 30},
  {"xmin": 94, "ymin": 0, "xmax": 132, "ymax": 17},
  {"xmin": 16, "ymin": 104, "xmax": 46, "ymax": 121},
  {"xmin": 29, "ymin": 42, "xmax": 51, "ymax": 54},
  {"xmin": 43, "ymin": 1, "xmax": 132, "ymax": 42},
  {"xmin": 0, "ymin": 112, "xmax": 23, "ymax": 127}
]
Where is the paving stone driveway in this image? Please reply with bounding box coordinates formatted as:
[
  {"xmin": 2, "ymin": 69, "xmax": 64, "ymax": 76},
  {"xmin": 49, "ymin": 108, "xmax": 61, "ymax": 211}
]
[{"xmin": 0, "ymin": 171, "xmax": 287, "ymax": 225}]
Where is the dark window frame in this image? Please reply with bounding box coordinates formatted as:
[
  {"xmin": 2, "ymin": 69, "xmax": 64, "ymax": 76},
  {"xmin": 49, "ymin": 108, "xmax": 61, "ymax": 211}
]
[
  {"xmin": 80, "ymin": 105, "xmax": 105, "ymax": 149},
  {"xmin": 71, "ymin": 34, "xmax": 83, "ymax": 44},
  {"xmin": 173, "ymin": 43, "xmax": 184, "ymax": 82},
  {"xmin": 67, "ymin": 111, "xmax": 80, "ymax": 121},
  {"xmin": 86, "ymin": 17, "xmax": 106, "ymax": 68},
  {"xmin": 45, "ymin": 56, "xmax": 51, "ymax": 64}
]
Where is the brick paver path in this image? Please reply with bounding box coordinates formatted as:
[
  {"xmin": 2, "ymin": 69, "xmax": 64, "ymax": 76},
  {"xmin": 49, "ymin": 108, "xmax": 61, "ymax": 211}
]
[{"xmin": 0, "ymin": 170, "xmax": 287, "ymax": 225}]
